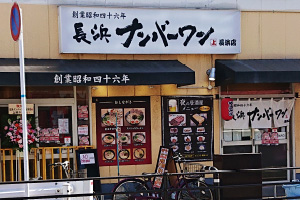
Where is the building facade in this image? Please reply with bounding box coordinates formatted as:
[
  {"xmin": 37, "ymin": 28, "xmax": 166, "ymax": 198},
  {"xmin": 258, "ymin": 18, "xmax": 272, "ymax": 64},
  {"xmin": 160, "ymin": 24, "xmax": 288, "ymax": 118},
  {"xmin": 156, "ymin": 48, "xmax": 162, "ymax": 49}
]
[{"xmin": 0, "ymin": 0, "xmax": 300, "ymax": 185}]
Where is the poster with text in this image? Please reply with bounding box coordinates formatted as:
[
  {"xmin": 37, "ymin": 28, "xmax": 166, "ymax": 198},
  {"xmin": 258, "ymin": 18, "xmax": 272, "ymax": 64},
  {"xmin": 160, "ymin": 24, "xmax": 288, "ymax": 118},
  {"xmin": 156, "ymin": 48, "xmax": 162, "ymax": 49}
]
[
  {"xmin": 58, "ymin": 118, "xmax": 69, "ymax": 134},
  {"xmin": 162, "ymin": 96, "xmax": 213, "ymax": 161},
  {"xmin": 94, "ymin": 97, "xmax": 151, "ymax": 166},
  {"xmin": 78, "ymin": 105, "xmax": 89, "ymax": 120}
]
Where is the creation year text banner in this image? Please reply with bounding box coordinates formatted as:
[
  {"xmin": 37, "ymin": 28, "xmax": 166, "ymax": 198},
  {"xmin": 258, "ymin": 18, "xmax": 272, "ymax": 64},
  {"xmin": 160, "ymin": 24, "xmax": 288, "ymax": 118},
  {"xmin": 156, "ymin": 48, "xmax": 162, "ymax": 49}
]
[{"xmin": 59, "ymin": 6, "xmax": 240, "ymax": 54}]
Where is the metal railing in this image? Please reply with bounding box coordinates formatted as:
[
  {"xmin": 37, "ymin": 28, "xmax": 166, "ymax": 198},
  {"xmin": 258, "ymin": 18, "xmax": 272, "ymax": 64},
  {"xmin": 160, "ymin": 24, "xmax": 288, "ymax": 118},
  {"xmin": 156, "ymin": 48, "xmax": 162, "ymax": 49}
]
[
  {"xmin": 94, "ymin": 167, "xmax": 300, "ymax": 200},
  {"xmin": 0, "ymin": 167, "xmax": 300, "ymax": 199},
  {"xmin": 1, "ymin": 167, "xmax": 300, "ymax": 199},
  {"xmin": 0, "ymin": 146, "xmax": 93, "ymax": 182}
]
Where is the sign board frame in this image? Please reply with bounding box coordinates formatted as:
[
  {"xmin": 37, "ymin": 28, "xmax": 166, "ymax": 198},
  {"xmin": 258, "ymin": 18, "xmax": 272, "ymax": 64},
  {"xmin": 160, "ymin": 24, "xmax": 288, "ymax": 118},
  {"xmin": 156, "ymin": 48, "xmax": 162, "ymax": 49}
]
[{"xmin": 76, "ymin": 149, "xmax": 101, "ymax": 192}]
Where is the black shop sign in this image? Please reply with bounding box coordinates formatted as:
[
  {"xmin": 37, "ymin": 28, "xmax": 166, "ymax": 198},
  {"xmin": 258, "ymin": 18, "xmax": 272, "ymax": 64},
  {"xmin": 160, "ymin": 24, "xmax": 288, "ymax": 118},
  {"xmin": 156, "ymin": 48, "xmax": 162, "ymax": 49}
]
[{"xmin": 162, "ymin": 96, "xmax": 213, "ymax": 161}]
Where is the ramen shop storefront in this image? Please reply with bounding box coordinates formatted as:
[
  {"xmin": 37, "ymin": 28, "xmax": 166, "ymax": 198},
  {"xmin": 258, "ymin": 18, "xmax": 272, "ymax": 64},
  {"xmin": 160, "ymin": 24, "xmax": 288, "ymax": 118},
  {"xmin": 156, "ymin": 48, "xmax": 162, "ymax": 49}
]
[
  {"xmin": 57, "ymin": 5, "xmax": 240, "ymax": 176},
  {"xmin": 0, "ymin": 58, "xmax": 194, "ymax": 147},
  {"xmin": 216, "ymin": 59, "xmax": 300, "ymax": 182}
]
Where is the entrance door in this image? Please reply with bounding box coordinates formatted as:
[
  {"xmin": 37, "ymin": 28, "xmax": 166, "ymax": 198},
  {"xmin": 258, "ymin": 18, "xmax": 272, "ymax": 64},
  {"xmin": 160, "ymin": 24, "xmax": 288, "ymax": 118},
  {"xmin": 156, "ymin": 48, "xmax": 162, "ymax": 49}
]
[
  {"xmin": 253, "ymin": 127, "xmax": 289, "ymax": 181},
  {"xmin": 35, "ymin": 105, "xmax": 74, "ymax": 147},
  {"xmin": 0, "ymin": 97, "xmax": 76, "ymax": 180},
  {"xmin": 34, "ymin": 103, "xmax": 76, "ymax": 179},
  {"xmin": 221, "ymin": 126, "xmax": 290, "ymax": 182}
]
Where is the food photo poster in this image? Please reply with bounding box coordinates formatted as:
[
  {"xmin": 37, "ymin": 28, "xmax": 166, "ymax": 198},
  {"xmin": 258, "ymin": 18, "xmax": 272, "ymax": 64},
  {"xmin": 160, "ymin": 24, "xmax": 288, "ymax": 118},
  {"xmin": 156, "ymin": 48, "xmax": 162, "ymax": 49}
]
[
  {"xmin": 162, "ymin": 96, "xmax": 214, "ymax": 161},
  {"xmin": 94, "ymin": 97, "xmax": 151, "ymax": 166}
]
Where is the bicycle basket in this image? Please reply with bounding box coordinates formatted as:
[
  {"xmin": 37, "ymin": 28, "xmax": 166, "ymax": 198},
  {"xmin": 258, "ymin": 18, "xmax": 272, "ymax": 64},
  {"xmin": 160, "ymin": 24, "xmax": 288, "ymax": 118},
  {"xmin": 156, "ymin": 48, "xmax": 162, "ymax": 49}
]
[{"xmin": 183, "ymin": 163, "xmax": 204, "ymax": 179}]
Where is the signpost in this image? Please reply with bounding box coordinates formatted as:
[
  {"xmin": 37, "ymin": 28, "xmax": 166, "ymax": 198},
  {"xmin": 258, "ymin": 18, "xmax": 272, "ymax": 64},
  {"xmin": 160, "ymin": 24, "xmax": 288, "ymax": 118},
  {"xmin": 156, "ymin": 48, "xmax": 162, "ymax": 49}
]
[
  {"xmin": 10, "ymin": 3, "xmax": 21, "ymax": 41},
  {"xmin": 10, "ymin": 2, "xmax": 30, "ymax": 197}
]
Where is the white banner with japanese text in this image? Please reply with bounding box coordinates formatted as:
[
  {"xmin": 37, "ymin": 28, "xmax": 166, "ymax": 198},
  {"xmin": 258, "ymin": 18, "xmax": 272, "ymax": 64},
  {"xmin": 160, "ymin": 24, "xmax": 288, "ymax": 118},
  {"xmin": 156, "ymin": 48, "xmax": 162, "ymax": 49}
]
[
  {"xmin": 224, "ymin": 99, "xmax": 294, "ymax": 129},
  {"xmin": 224, "ymin": 100, "xmax": 250, "ymax": 129},
  {"xmin": 249, "ymin": 100, "xmax": 272, "ymax": 128},
  {"xmin": 59, "ymin": 6, "xmax": 240, "ymax": 54},
  {"xmin": 273, "ymin": 99, "xmax": 295, "ymax": 127}
]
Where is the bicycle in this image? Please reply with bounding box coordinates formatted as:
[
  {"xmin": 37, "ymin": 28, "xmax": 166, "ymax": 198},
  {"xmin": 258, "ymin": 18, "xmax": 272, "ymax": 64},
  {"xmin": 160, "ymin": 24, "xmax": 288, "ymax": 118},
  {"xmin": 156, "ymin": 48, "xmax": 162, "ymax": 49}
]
[
  {"xmin": 174, "ymin": 154, "xmax": 214, "ymax": 200},
  {"xmin": 112, "ymin": 153, "xmax": 214, "ymax": 200},
  {"xmin": 49, "ymin": 160, "xmax": 75, "ymax": 178}
]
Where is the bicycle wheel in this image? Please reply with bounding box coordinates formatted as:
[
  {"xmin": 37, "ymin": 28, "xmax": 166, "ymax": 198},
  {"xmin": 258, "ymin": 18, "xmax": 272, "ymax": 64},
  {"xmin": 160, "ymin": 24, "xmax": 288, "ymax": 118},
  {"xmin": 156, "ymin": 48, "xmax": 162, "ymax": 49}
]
[
  {"xmin": 112, "ymin": 178, "xmax": 149, "ymax": 200},
  {"xmin": 177, "ymin": 181, "xmax": 213, "ymax": 200}
]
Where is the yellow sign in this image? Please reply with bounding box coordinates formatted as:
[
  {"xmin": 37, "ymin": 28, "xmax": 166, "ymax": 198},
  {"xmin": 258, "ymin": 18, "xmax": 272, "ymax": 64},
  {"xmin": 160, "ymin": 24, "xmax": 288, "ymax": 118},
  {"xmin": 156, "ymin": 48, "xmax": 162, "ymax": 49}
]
[
  {"xmin": 199, "ymin": 106, "xmax": 210, "ymax": 112},
  {"xmin": 8, "ymin": 104, "xmax": 34, "ymax": 115}
]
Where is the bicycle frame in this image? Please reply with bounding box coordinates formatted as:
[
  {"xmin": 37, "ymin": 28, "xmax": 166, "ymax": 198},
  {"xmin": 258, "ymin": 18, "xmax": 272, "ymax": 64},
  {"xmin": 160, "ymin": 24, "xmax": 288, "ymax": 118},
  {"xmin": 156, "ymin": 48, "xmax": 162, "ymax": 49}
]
[
  {"xmin": 49, "ymin": 161, "xmax": 74, "ymax": 179},
  {"xmin": 112, "ymin": 153, "xmax": 213, "ymax": 200}
]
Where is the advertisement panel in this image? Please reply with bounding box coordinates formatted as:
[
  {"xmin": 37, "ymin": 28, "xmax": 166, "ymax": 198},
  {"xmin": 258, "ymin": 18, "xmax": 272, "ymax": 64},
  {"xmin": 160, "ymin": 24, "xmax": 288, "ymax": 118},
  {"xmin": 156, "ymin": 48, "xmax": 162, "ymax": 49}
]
[
  {"xmin": 162, "ymin": 96, "xmax": 213, "ymax": 161},
  {"xmin": 94, "ymin": 97, "xmax": 151, "ymax": 166}
]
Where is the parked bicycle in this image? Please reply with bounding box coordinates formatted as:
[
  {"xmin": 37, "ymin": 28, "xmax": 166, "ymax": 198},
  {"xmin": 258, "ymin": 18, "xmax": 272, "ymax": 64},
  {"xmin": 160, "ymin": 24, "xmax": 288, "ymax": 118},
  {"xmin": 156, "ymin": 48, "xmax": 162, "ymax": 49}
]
[
  {"xmin": 177, "ymin": 154, "xmax": 214, "ymax": 200},
  {"xmin": 49, "ymin": 160, "xmax": 74, "ymax": 178},
  {"xmin": 112, "ymin": 153, "xmax": 215, "ymax": 200}
]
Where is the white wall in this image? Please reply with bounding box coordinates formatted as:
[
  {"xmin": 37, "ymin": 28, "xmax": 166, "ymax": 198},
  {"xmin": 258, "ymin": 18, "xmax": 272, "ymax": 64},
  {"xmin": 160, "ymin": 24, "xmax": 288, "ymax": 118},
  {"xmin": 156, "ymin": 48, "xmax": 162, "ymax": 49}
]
[{"xmin": 2, "ymin": 0, "xmax": 300, "ymax": 12}]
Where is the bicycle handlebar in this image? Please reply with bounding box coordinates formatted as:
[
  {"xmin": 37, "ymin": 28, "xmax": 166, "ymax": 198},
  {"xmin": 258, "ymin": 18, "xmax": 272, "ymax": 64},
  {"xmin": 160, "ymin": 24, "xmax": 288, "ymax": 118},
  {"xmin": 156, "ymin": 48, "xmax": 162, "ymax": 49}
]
[
  {"xmin": 48, "ymin": 161, "xmax": 70, "ymax": 169},
  {"xmin": 172, "ymin": 152, "xmax": 218, "ymax": 172}
]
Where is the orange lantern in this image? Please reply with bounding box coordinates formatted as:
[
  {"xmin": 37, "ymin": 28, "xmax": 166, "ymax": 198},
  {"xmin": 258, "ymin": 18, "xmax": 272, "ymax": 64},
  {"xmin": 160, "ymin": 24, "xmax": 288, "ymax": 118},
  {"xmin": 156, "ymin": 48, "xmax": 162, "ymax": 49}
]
[{"xmin": 221, "ymin": 98, "xmax": 233, "ymax": 121}]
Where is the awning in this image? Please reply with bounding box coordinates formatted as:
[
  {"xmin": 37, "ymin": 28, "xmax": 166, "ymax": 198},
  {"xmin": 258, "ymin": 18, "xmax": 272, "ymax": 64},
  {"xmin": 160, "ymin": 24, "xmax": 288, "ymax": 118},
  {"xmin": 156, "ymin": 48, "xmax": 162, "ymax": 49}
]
[
  {"xmin": 215, "ymin": 59, "xmax": 300, "ymax": 86},
  {"xmin": 0, "ymin": 59, "xmax": 195, "ymax": 86}
]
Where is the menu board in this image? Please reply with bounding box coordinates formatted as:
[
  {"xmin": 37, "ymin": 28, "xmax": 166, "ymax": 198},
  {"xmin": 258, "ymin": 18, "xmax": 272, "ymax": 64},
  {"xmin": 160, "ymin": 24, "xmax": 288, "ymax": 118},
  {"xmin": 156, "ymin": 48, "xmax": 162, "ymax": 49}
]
[
  {"xmin": 153, "ymin": 147, "xmax": 170, "ymax": 189},
  {"xmin": 94, "ymin": 97, "xmax": 151, "ymax": 166},
  {"xmin": 162, "ymin": 96, "xmax": 213, "ymax": 161}
]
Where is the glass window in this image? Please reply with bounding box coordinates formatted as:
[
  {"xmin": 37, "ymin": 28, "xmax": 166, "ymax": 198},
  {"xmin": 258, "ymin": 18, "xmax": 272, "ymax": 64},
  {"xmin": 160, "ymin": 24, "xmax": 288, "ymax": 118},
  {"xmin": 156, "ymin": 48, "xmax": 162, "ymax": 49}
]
[
  {"xmin": 223, "ymin": 129, "xmax": 252, "ymax": 142},
  {"xmin": 0, "ymin": 86, "xmax": 74, "ymax": 99},
  {"xmin": 241, "ymin": 129, "xmax": 251, "ymax": 140},
  {"xmin": 223, "ymin": 129, "xmax": 233, "ymax": 141},
  {"xmin": 38, "ymin": 106, "xmax": 73, "ymax": 147}
]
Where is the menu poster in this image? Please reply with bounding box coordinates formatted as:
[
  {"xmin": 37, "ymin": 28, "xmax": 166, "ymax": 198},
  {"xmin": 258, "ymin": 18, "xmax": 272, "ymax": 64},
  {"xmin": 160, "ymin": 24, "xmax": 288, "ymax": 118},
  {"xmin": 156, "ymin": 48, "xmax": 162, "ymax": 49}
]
[
  {"xmin": 58, "ymin": 118, "xmax": 69, "ymax": 134},
  {"xmin": 79, "ymin": 136, "xmax": 90, "ymax": 146},
  {"xmin": 94, "ymin": 97, "xmax": 151, "ymax": 166},
  {"xmin": 39, "ymin": 128, "xmax": 60, "ymax": 143},
  {"xmin": 78, "ymin": 125, "xmax": 89, "ymax": 135},
  {"xmin": 162, "ymin": 96, "xmax": 214, "ymax": 161},
  {"xmin": 78, "ymin": 105, "xmax": 89, "ymax": 120},
  {"xmin": 153, "ymin": 147, "xmax": 170, "ymax": 189}
]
